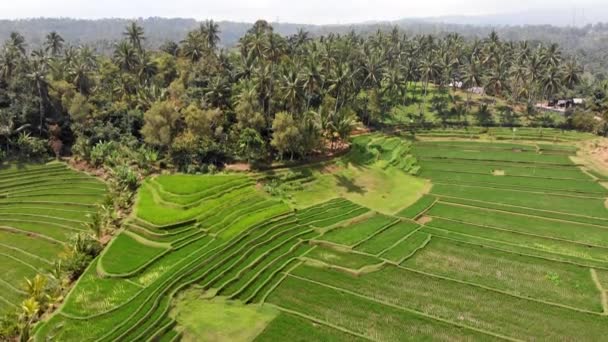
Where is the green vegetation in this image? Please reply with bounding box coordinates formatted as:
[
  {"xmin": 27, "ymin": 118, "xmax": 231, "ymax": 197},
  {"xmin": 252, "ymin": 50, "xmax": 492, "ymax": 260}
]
[
  {"xmin": 262, "ymin": 134, "xmax": 430, "ymax": 214},
  {"xmin": 0, "ymin": 162, "xmax": 106, "ymax": 316},
  {"xmin": 3, "ymin": 11, "xmax": 608, "ymax": 340},
  {"xmin": 27, "ymin": 134, "xmax": 608, "ymax": 341},
  {"xmin": 171, "ymin": 291, "xmax": 278, "ymax": 342},
  {"xmin": 321, "ymin": 214, "xmax": 397, "ymax": 246}
]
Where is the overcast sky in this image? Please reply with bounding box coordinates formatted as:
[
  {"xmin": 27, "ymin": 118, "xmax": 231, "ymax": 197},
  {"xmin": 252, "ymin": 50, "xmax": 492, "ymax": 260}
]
[{"xmin": 0, "ymin": 0, "xmax": 605, "ymax": 24}]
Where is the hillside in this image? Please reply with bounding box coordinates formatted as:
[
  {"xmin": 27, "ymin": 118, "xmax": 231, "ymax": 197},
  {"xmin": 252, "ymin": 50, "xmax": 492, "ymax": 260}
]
[{"xmin": 29, "ymin": 132, "xmax": 608, "ymax": 341}]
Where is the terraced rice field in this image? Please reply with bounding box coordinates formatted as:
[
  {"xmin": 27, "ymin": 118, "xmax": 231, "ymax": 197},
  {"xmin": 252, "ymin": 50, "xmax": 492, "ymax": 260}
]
[
  {"xmin": 0, "ymin": 162, "xmax": 107, "ymax": 315},
  {"xmin": 35, "ymin": 136, "xmax": 608, "ymax": 341}
]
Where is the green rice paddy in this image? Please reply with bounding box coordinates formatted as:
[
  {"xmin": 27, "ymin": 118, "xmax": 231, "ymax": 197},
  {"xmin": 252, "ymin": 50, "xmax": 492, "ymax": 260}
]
[{"xmin": 32, "ymin": 133, "xmax": 608, "ymax": 341}]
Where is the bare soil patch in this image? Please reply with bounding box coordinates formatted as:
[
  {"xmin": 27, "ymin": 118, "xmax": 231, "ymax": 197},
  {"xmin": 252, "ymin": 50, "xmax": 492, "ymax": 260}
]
[
  {"xmin": 224, "ymin": 163, "xmax": 251, "ymax": 172},
  {"xmin": 416, "ymin": 216, "xmax": 433, "ymax": 225}
]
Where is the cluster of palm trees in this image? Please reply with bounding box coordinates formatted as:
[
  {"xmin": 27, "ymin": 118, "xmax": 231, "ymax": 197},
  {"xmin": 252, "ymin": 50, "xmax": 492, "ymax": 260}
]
[{"xmin": 0, "ymin": 20, "xmax": 588, "ymax": 161}]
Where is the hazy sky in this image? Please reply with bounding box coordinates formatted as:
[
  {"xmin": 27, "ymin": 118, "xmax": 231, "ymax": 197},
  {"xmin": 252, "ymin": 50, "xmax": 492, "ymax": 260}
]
[{"xmin": 0, "ymin": 0, "xmax": 604, "ymax": 24}]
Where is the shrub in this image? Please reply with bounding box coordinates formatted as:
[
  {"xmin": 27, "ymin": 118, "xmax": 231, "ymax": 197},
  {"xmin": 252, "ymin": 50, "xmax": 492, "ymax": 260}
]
[
  {"xmin": 16, "ymin": 132, "xmax": 49, "ymax": 160},
  {"xmin": 90, "ymin": 141, "xmax": 118, "ymax": 167},
  {"xmin": 112, "ymin": 165, "xmax": 139, "ymax": 191}
]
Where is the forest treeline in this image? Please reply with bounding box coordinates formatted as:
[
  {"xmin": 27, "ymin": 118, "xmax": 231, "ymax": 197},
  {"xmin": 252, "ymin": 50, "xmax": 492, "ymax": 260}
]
[
  {"xmin": 1, "ymin": 19, "xmax": 607, "ymax": 172},
  {"xmin": 2, "ymin": 17, "xmax": 608, "ymax": 77}
]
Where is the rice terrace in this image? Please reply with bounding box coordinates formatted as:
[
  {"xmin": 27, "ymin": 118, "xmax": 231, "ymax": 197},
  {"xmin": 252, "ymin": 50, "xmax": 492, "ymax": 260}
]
[
  {"xmin": 0, "ymin": 128, "xmax": 599, "ymax": 341},
  {"xmin": 4, "ymin": 6, "xmax": 608, "ymax": 341}
]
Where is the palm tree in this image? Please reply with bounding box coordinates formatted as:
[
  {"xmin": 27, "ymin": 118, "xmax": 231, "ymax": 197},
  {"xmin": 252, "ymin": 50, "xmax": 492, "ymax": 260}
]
[
  {"xmin": 542, "ymin": 65, "xmax": 564, "ymax": 102},
  {"xmin": 8, "ymin": 32, "xmax": 26, "ymax": 55},
  {"xmin": 280, "ymin": 65, "xmax": 304, "ymax": 113},
  {"xmin": 361, "ymin": 51, "xmax": 385, "ymax": 89},
  {"xmin": 123, "ymin": 22, "xmax": 145, "ymax": 52},
  {"xmin": 486, "ymin": 57, "xmax": 511, "ymax": 98},
  {"xmin": 461, "ymin": 56, "xmax": 484, "ymax": 110},
  {"xmin": 113, "ymin": 41, "xmax": 138, "ymax": 72},
  {"xmin": 541, "ymin": 43, "xmax": 562, "ymax": 68},
  {"xmin": 418, "ymin": 55, "xmax": 441, "ymax": 113},
  {"xmin": 562, "ymin": 58, "xmax": 582, "ymax": 90},
  {"xmin": 180, "ymin": 31, "xmax": 205, "ymax": 62},
  {"xmin": 67, "ymin": 58, "xmax": 92, "ymax": 95},
  {"xmin": 44, "ymin": 31, "xmax": 64, "ymax": 56},
  {"xmin": 26, "ymin": 56, "xmax": 51, "ymax": 135},
  {"xmin": 136, "ymin": 52, "xmax": 158, "ymax": 86},
  {"xmin": 0, "ymin": 48, "xmax": 19, "ymax": 80},
  {"xmin": 201, "ymin": 20, "xmax": 220, "ymax": 50}
]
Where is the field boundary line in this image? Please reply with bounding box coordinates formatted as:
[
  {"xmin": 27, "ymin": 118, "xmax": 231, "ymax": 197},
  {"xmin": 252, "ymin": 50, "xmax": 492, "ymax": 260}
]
[
  {"xmin": 108, "ymin": 217, "xmax": 306, "ymax": 340},
  {"xmin": 285, "ymin": 273, "xmax": 520, "ymax": 342},
  {"xmin": 0, "ymin": 277, "xmax": 27, "ymax": 295},
  {"xmin": 432, "ymin": 182, "xmax": 606, "ymax": 200},
  {"xmin": 427, "ymin": 214, "xmax": 608, "ymax": 249},
  {"xmin": 0, "ymin": 212, "xmax": 89, "ymax": 225},
  {"xmin": 124, "ymin": 279, "xmax": 145, "ymax": 289},
  {"xmin": 418, "ymin": 157, "xmax": 582, "ymax": 170},
  {"xmin": 0, "ymin": 218, "xmax": 86, "ymax": 232},
  {"xmin": 309, "ymin": 207, "xmax": 372, "ymax": 230},
  {"xmin": 0, "ymin": 252, "xmax": 44, "ymax": 273},
  {"xmin": 436, "ymin": 199, "xmax": 608, "ymax": 229},
  {"xmin": 396, "ymin": 264, "xmax": 604, "ymax": 316},
  {"xmin": 0, "ymin": 206, "xmax": 95, "ymax": 214},
  {"xmin": 207, "ymin": 228, "xmax": 313, "ymax": 291},
  {"xmin": 590, "ymin": 269, "xmax": 608, "ymax": 315},
  {"xmin": 417, "ymin": 156, "xmax": 579, "ymax": 167},
  {"xmin": 425, "ymin": 228, "xmax": 608, "ymax": 270},
  {"xmin": 0, "ymin": 293, "xmax": 17, "ymax": 308},
  {"xmin": 300, "ymin": 257, "xmax": 386, "ymax": 276},
  {"xmin": 375, "ymin": 225, "xmax": 423, "ymax": 257},
  {"xmin": 412, "ymin": 197, "xmax": 439, "ymax": 221},
  {"xmin": 0, "ymin": 242, "xmax": 53, "ymax": 265},
  {"xmin": 397, "ymin": 234, "xmax": 432, "ymax": 264},
  {"xmin": 202, "ymin": 223, "xmax": 306, "ymax": 289},
  {"xmin": 579, "ymin": 167, "xmax": 600, "ymax": 181},
  {"xmin": 231, "ymin": 240, "xmax": 308, "ymax": 300},
  {"xmin": 260, "ymin": 260, "xmax": 304, "ymax": 304},
  {"xmin": 351, "ymin": 219, "xmax": 401, "ymax": 249},
  {"xmin": 0, "ymin": 200, "xmax": 97, "ymax": 208},
  {"xmin": 423, "ymin": 167, "xmax": 595, "ymax": 182},
  {"xmin": 428, "ymin": 176, "xmax": 607, "ymax": 196},
  {"xmin": 267, "ymin": 304, "xmax": 376, "ymax": 341}
]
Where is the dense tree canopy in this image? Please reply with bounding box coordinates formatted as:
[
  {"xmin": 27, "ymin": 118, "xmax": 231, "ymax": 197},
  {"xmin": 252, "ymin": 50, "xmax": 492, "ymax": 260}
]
[{"xmin": 0, "ymin": 20, "xmax": 606, "ymax": 169}]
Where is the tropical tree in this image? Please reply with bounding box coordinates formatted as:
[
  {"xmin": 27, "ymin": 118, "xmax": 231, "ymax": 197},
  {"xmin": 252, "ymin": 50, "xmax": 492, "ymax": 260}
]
[
  {"xmin": 124, "ymin": 22, "xmax": 146, "ymax": 52},
  {"xmin": 44, "ymin": 32, "xmax": 64, "ymax": 56}
]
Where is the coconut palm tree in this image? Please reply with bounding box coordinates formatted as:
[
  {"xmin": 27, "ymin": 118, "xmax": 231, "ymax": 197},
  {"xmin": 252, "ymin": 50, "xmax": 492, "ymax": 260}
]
[
  {"xmin": 113, "ymin": 41, "xmax": 138, "ymax": 72},
  {"xmin": 562, "ymin": 58, "xmax": 582, "ymax": 90},
  {"xmin": 461, "ymin": 56, "xmax": 484, "ymax": 110},
  {"xmin": 542, "ymin": 66, "xmax": 564, "ymax": 101},
  {"xmin": 123, "ymin": 22, "xmax": 145, "ymax": 52},
  {"xmin": 8, "ymin": 32, "xmax": 26, "ymax": 55},
  {"xmin": 26, "ymin": 55, "xmax": 51, "ymax": 135},
  {"xmin": 136, "ymin": 51, "xmax": 158, "ymax": 86},
  {"xmin": 280, "ymin": 65, "xmax": 304, "ymax": 113},
  {"xmin": 180, "ymin": 31, "xmax": 205, "ymax": 62},
  {"xmin": 44, "ymin": 31, "xmax": 64, "ymax": 56},
  {"xmin": 418, "ymin": 55, "xmax": 441, "ymax": 113},
  {"xmin": 201, "ymin": 20, "xmax": 221, "ymax": 50}
]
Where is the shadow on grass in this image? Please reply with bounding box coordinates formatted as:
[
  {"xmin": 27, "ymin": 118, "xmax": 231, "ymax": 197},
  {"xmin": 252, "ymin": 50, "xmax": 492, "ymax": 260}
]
[{"xmin": 334, "ymin": 174, "xmax": 366, "ymax": 195}]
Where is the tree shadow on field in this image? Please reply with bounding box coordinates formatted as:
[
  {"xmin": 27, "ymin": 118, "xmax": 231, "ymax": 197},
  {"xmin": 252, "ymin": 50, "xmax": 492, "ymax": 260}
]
[{"xmin": 334, "ymin": 174, "xmax": 366, "ymax": 195}]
